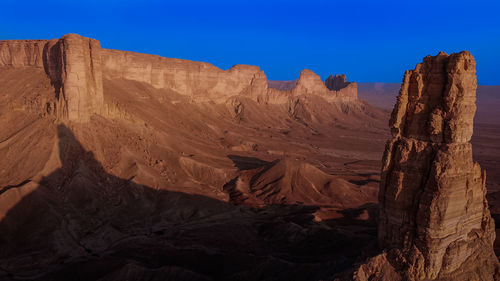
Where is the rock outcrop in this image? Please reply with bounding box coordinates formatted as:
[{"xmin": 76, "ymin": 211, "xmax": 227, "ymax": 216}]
[
  {"xmin": 45, "ymin": 34, "xmax": 104, "ymax": 121},
  {"xmin": 325, "ymin": 74, "xmax": 349, "ymax": 91},
  {"xmin": 0, "ymin": 34, "xmax": 104, "ymax": 121},
  {"xmin": 101, "ymin": 49, "xmax": 267, "ymax": 103},
  {"xmin": 353, "ymin": 52, "xmax": 500, "ymax": 280},
  {"xmin": 0, "ymin": 39, "xmax": 47, "ymax": 67},
  {"xmin": 267, "ymin": 72, "xmax": 358, "ymax": 103},
  {"xmin": 0, "ymin": 34, "xmax": 358, "ymax": 123},
  {"xmin": 100, "ymin": 51, "xmax": 358, "ymax": 103}
]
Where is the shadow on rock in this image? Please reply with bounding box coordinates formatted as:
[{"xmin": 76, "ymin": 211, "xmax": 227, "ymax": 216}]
[{"xmin": 0, "ymin": 125, "xmax": 376, "ymax": 281}]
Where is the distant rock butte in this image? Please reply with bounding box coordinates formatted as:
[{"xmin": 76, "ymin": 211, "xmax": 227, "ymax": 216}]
[
  {"xmin": 268, "ymin": 73, "xmax": 358, "ymax": 99},
  {"xmin": 325, "ymin": 74, "xmax": 350, "ymax": 91},
  {"xmin": 0, "ymin": 34, "xmax": 357, "ymax": 122},
  {"xmin": 351, "ymin": 52, "xmax": 500, "ymax": 280}
]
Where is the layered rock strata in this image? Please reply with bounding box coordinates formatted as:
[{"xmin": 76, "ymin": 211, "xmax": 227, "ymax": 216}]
[
  {"xmin": 0, "ymin": 34, "xmax": 104, "ymax": 121},
  {"xmin": 99, "ymin": 51, "xmax": 358, "ymax": 103},
  {"xmin": 100, "ymin": 49, "xmax": 269, "ymax": 103},
  {"xmin": 267, "ymin": 73, "xmax": 358, "ymax": 102},
  {"xmin": 0, "ymin": 34, "xmax": 357, "ymax": 122},
  {"xmin": 354, "ymin": 52, "xmax": 500, "ymax": 280}
]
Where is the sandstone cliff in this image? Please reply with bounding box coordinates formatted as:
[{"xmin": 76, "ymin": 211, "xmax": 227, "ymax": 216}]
[
  {"xmin": 352, "ymin": 52, "xmax": 500, "ymax": 281},
  {"xmin": 0, "ymin": 34, "xmax": 388, "ymax": 281},
  {"xmin": 0, "ymin": 34, "xmax": 358, "ymax": 123},
  {"xmin": 0, "ymin": 39, "xmax": 47, "ymax": 67},
  {"xmin": 0, "ymin": 34, "xmax": 104, "ymax": 121},
  {"xmin": 294, "ymin": 70, "xmax": 357, "ymax": 102},
  {"xmin": 100, "ymin": 49, "xmax": 357, "ymax": 103},
  {"xmin": 100, "ymin": 49, "xmax": 267, "ymax": 102}
]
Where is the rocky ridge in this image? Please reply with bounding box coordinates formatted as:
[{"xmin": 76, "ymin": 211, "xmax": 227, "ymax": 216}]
[
  {"xmin": 351, "ymin": 52, "xmax": 500, "ymax": 280},
  {"xmin": 0, "ymin": 34, "xmax": 388, "ymax": 280},
  {"xmin": 0, "ymin": 34, "xmax": 357, "ymax": 123}
]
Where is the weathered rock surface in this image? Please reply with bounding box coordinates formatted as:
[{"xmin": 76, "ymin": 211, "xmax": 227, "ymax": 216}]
[
  {"xmin": 351, "ymin": 52, "xmax": 500, "ymax": 280},
  {"xmin": 45, "ymin": 34, "xmax": 104, "ymax": 121},
  {"xmin": 267, "ymin": 80, "xmax": 298, "ymax": 91},
  {"xmin": 0, "ymin": 39, "xmax": 47, "ymax": 67},
  {"xmin": 100, "ymin": 51, "xmax": 358, "ymax": 103},
  {"xmin": 101, "ymin": 48, "xmax": 266, "ymax": 102},
  {"xmin": 1, "ymin": 34, "xmax": 104, "ymax": 121},
  {"xmin": 0, "ymin": 34, "xmax": 358, "ymax": 122},
  {"xmin": 0, "ymin": 34, "xmax": 390, "ymax": 280},
  {"xmin": 267, "ymin": 72, "xmax": 358, "ymax": 103}
]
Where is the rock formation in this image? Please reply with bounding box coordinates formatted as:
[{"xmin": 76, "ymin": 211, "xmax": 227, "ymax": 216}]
[
  {"xmin": 267, "ymin": 72, "xmax": 358, "ymax": 102},
  {"xmin": 0, "ymin": 34, "xmax": 358, "ymax": 123},
  {"xmin": 100, "ymin": 48, "xmax": 267, "ymax": 102},
  {"xmin": 0, "ymin": 34, "xmax": 391, "ymax": 281},
  {"xmin": 45, "ymin": 34, "xmax": 104, "ymax": 121},
  {"xmin": 325, "ymin": 74, "xmax": 350, "ymax": 91},
  {"xmin": 0, "ymin": 34, "xmax": 104, "ymax": 121},
  {"xmin": 353, "ymin": 52, "xmax": 500, "ymax": 280}
]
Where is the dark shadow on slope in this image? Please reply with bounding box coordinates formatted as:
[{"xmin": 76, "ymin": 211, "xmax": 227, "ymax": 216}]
[
  {"xmin": 0, "ymin": 180, "xmax": 31, "ymax": 196},
  {"xmin": 320, "ymin": 203, "xmax": 381, "ymax": 279},
  {"xmin": 325, "ymin": 203, "xmax": 379, "ymax": 227},
  {"xmin": 348, "ymin": 179, "xmax": 379, "ymax": 186},
  {"xmin": 0, "ymin": 125, "xmax": 377, "ymax": 281},
  {"xmin": 227, "ymin": 154, "xmax": 274, "ymax": 171}
]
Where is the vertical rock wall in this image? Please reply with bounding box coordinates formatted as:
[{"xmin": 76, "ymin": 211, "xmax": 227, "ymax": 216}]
[
  {"xmin": 43, "ymin": 34, "xmax": 104, "ymax": 121},
  {"xmin": 355, "ymin": 51, "xmax": 499, "ymax": 281},
  {"xmin": 0, "ymin": 34, "xmax": 358, "ymax": 122},
  {"xmin": 100, "ymin": 49, "xmax": 267, "ymax": 102},
  {"xmin": 293, "ymin": 70, "xmax": 358, "ymax": 102},
  {"xmin": 0, "ymin": 34, "xmax": 104, "ymax": 122},
  {"xmin": 0, "ymin": 40, "xmax": 47, "ymax": 67}
]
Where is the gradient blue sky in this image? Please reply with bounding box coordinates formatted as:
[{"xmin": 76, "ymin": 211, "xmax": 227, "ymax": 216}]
[{"xmin": 1, "ymin": 0, "xmax": 499, "ymax": 84}]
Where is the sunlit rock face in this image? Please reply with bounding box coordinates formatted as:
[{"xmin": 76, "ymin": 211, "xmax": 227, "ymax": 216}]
[
  {"xmin": 0, "ymin": 34, "xmax": 388, "ymax": 280},
  {"xmin": 0, "ymin": 34, "xmax": 104, "ymax": 121},
  {"xmin": 353, "ymin": 52, "xmax": 500, "ymax": 281},
  {"xmin": 0, "ymin": 34, "xmax": 358, "ymax": 123}
]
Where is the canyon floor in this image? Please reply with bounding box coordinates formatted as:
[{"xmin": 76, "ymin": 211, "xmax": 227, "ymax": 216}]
[
  {"xmin": 0, "ymin": 69, "xmax": 498, "ymax": 280},
  {"xmin": 0, "ymin": 66, "xmax": 388, "ymax": 280}
]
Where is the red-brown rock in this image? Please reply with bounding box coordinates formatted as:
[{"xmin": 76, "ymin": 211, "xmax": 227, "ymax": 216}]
[{"xmin": 353, "ymin": 51, "xmax": 500, "ymax": 281}]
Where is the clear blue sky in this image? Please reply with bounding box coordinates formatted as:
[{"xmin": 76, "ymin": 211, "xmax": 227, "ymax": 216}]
[{"xmin": 1, "ymin": 0, "xmax": 499, "ymax": 85}]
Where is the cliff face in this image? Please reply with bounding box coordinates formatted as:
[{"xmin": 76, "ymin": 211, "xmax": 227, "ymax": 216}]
[
  {"xmin": 267, "ymin": 72, "xmax": 358, "ymax": 102},
  {"xmin": 294, "ymin": 70, "xmax": 357, "ymax": 102},
  {"xmin": 100, "ymin": 50, "xmax": 357, "ymax": 103},
  {"xmin": 0, "ymin": 34, "xmax": 104, "ymax": 121},
  {"xmin": 0, "ymin": 34, "xmax": 358, "ymax": 123},
  {"xmin": 0, "ymin": 39, "xmax": 47, "ymax": 67},
  {"xmin": 100, "ymin": 49, "xmax": 267, "ymax": 102},
  {"xmin": 354, "ymin": 52, "xmax": 499, "ymax": 281},
  {"xmin": 0, "ymin": 34, "xmax": 390, "ymax": 281},
  {"xmin": 45, "ymin": 34, "xmax": 104, "ymax": 121}
]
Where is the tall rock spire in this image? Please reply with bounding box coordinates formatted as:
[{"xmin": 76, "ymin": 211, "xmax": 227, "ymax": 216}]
[{"xmin": 354, "ymin": 51, "xmax": 499, "ymax": 281}]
